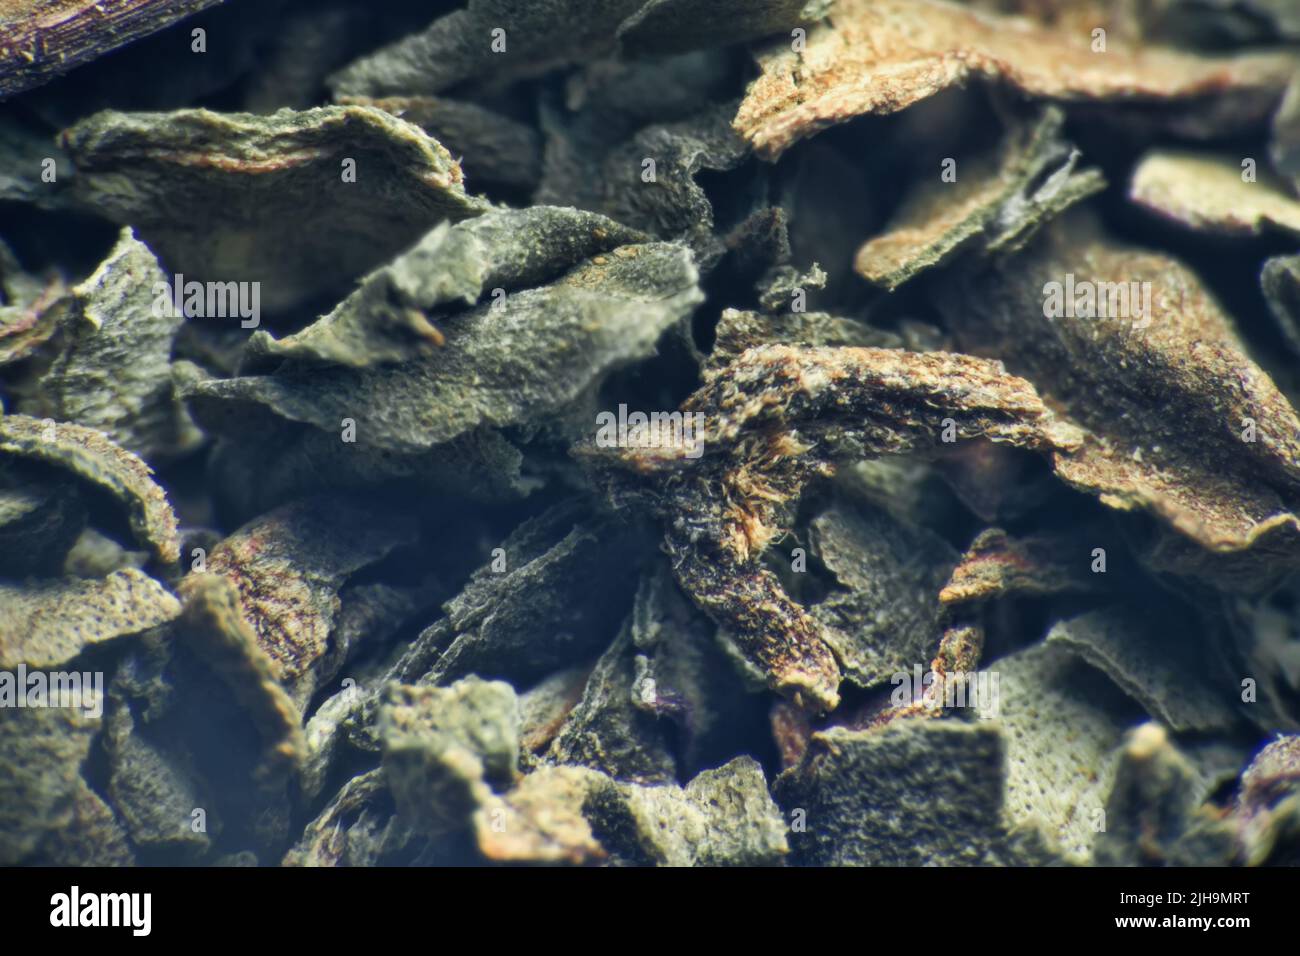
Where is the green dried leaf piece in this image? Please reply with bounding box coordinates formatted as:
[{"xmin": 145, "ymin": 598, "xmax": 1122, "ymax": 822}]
[
  {"xmin": 62, "ymin": 106, "xmax": 489, "ymax": 311},
  {"xmin": 188, "ymin": 241, "xmax": 702, "ymax": 452},
  {"xmin": 378, "ymin": 678, "xmax": 521, "ymax": 837},
  {"xmin": 774, "ymin": 720, "xmax": 1021, "ymax": 866},
  {"xmin": 974, "ymin": 642, "xmax": 1135, "ymax": 863},
  {"xmin": 1044, "ymin": 609, "xmax": 1238, "ymax": 734},
  {"xmin": 587, "ymin": 756, "xmax": 788, "ymax": 866},
  {"xmin": 809, "ymin": 501, "xmax": 956, "ymax": 689},
  {"xmin": 0, "ymin": 567, "xmax": 179, "ymax": 669},
  {"xmin": 19, "ymin": 227, "xmax": 201, "ymax": 460},
  {"xmin": 329, "ymin": 0, "xmax": 646, "ymax": 98},
  {"xmin": 0, "ymin": 413, "xmax": 180, "ymax": 565},
  {"xmin": 855, "ymin": 109, "xmax": 1105, "ymax": 290},
  {"xmin": 248, "ymin": 206, "xmax": 646, "ymax": 368}
]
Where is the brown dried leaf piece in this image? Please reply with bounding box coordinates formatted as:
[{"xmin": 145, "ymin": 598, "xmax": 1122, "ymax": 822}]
[
  {"xmin": 174, "ymin": 574, "xmax": 307, "ymax": 782},
  {"xmin": 1130, "ymin": 150, "xmax": 1300, "ymax": 236},
  {"xmin": 855, "ymin": 109, "xmax": 1105, "ymax": 290},
  {"xmin": 599, "ymin": 344, "xmax": 1082, "ymax": 711},
  {"xmin": 939, "ymin": 527, "xmax": 1096, "ymax": 606},
  {"xmin": 182, "ymin": 496, "xmax": 416, "ymax": 709},
  {"xmin": 0, "ymin": 413, "xmax": 179, "ymax": 565},
  {"xmin": 941, "ymin": 214, "xmax": 1300, "ymax": 591},
  {"xmin": 0, "ymin": 0, "xmax": 223, "ymax": 98},
  {"xmin": 0, "ymin": 568, "xmax": 179, "ymax": 669},
  {"xmin": 18, "ymin": 228, "xmax": 201, "ymax": 460},
  {"xmin": 734, "ymin": 0, "xmax": 1296, "ymax": 159},
  {"xmin": 61, "ymin": 106, "xmax": 489, "ymax": 311}
]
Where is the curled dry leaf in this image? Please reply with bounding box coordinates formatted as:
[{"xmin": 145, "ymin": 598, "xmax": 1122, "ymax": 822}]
[
  {"xmin": 248, "ymin": 206, "xmax": 646, "ymax": 368},
  {"xmin": 0, "ymin": 413, "xmax": 179, "ymax": 565},
  {"xmin": 18, "ymin": 227, "xmax": 201, "ymax": 460},
  {"xmin": 187, "ymin": 241, "xmax": 702, "ymax": 453},
  {"xmin": 855, "ymin": 108, "xmax": 1105, "ymax": 290},
  {"xmin": 734, "ymin": 0, "xmax": 1296, "ymax": 159},
  {"xmin": 61, "ymin": 106, "xmax": 488, "ymax": 311},
  {"xmin": 597, "ymin": 344, "xmax": 1082, "ymax": 711},
  {"xmin": 941, "ymin": 213, "xmax": 1300, "ymax": 591}
]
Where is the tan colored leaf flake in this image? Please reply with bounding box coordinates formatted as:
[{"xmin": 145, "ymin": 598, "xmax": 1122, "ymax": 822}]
[
  {"xmin": 1131, "ymin": 150, "xmax": 1300, "ymax": 236},
  {"xmin": 734, "ymin": 0, "xmax": 1295, "ymax": 159}
]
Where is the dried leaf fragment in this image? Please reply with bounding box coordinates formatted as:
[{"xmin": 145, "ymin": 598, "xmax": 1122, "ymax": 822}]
[
  {"xmin": 734, "ymin": 0, "xmax": 1296, "ymax": 159},
  {"xmin": 19, "ymin": 227, "xmax": 200, "ymax": 460},
  {"xmin": 248, "ymin": 206, "xmax": 646, "ymax": 368},
  {"xmin": 62, "ymin": 106, "xmax": 489, "ymax": 311},
  {"xmin": 0, "ymin": 413, "xmax": 179, "ymax": 565},
  {"xmin": 600, "ymin": 344, "xmax": 1082, "ymax": 711},
  {"xmin": 942, "ymin": 214, "xmax": 1300, "ymax": 591},
  {"xmin": 0, "ymin": 568, "xmax": 179, "ymax": 669},
  {"xmin": 0, "ymin": 0, "xmax": 224, "ymax": 98},
  {"xmin": 1130, "ymin": 150, "xmax": 1300, "ymax": 236},
  {"xmin": 854, "ymin": 108, "xmax": 1105, "ymax": 290}
]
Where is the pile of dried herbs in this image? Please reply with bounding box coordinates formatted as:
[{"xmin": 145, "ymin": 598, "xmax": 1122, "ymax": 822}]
[{"xmin": 2, "ymin": 0, "xmax": 1300, "ymax": 868}]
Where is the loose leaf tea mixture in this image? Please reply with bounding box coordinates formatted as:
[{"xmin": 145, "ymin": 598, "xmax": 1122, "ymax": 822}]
[{"xmin": 2, "ymin": 0, "xmax": 1300, "ymax": 870}]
